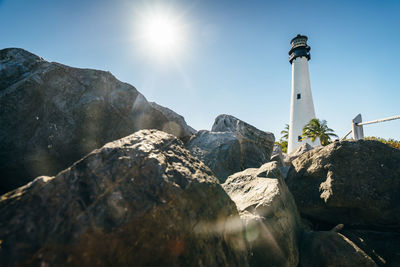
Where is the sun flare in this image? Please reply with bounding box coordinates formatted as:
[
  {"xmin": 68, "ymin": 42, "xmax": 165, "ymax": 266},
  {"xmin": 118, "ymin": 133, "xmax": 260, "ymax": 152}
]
[{"xmin": 138, "ymin": 10, "xmax": 187, "ymax": 59}]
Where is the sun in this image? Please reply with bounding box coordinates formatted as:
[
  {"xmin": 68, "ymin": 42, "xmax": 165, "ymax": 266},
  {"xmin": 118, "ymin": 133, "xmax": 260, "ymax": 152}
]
[{"xmin": 137, "ymin": 10, "xmax": 187, "ymax": 59}]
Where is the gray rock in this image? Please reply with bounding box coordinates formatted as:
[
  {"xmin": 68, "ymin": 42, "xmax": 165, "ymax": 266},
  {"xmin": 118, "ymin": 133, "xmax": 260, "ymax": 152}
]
[
  {"xmin": 0, "ymin": 130, "xmax": 248, "ymax": 266},
  {"xmin": 271, "ymin": 144, "xmax": 285, "ymax": 167},
  {"xmin": 223, "ymin": 162, "xmax": 302, "ymax": 267},
  {"xmin": 286, "ymin": 140, "xmax": 400, "ymax": 230},
  {"xmin": 300, "ymin": 231, "xmax": 377, "ymax": 267},
  {"xmin": 0, "ymin": 48, "xmax": 194, "ymax": 194},
  {"xmin": 186, "ymin": 114, "xmax": 275, "ymax": 183},
  {"xmin": 149, "ymin": 101, "xmax": 196, "ymax": 140},
  {"xmin": 186, "ymin": 130, "xmax": 241, "ymax": 182},
  {"xmin": 284, "ymin": 143, "xmax": 314, "ymax": 165}
]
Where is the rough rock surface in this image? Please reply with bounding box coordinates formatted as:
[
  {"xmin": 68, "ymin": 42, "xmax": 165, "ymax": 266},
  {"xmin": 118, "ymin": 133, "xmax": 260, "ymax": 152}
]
[
  {"xmin": 149, "ymin": 101, "xmax": 196, "ymax": 140},
  {"xmin": 0, "ymin": 48, "xmax": 193, "ymax": 194},
  {"xmin": 223, "ymin": 162, "xmax": 301, "ymax": 267},
  {"xmin": 0, "ymin": 130, "xmax": 248, "ymax": 266},
  {"xmin": 300, "ymin": 231, "xmax": 377, "ymax": 267},
  {"xmin": 340, "ymin": 229, "xmax": 400, "ymax": 266},
  {"xmin": 284, "ymin": 143, "xmax": 314, "ymax": 165},
  {"xmin": 186, "ymin": 114, "xmax": 275, "ymax": 182},
  {"xmin": 286, "ymin": 140, "xmax": 400, "ymax": 229},
  {"xmin": 270, "ymin": 144, "xmax": 285, "ymax": 167}
]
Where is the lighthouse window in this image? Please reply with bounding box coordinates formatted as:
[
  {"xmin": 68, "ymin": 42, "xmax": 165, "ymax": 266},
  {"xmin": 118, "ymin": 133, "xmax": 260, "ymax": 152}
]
[
  {"xmin": 298, "ymin": 136, "xmax": 302, "ymax": 142},
  {"xmin": 297, "ymin": 93, "xmax": 301, "ymax": 99}
]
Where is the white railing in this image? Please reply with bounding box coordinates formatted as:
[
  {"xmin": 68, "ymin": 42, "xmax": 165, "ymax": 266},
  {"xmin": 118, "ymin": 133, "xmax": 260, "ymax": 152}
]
[{"xmin": 341, "ymin": 114, "xmax": 400, "ymax": 140}]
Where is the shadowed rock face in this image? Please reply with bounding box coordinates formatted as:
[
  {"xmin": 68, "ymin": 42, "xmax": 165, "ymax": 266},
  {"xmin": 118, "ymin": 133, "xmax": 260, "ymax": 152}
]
[
  {"xmin": 0, "ymin": 130, "xmax": 248, "ymax": 267},
  {"xmin": 300, "ymin": 231, "xmax": 377, "ymax": 267},
  {"xmin": 186, "ymin": 114, "xmax": 275, "ymax": 183},
  {"xmin": 0, "ymin": 48, "xmax": 194, "ymax": 194},
  {"xmin": 286, "ymin": 140, "xmax": 400, "ymax": 230},
  {"xmin": 223, "ymin": 162, "xmax": 302, "ymax": 267}
]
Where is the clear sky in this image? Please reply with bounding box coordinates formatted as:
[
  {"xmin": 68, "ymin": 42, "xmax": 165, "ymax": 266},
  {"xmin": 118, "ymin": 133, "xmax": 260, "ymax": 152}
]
[{"xmin": 1, "ymin": 0, "xmax": 399, "ymax": 140}]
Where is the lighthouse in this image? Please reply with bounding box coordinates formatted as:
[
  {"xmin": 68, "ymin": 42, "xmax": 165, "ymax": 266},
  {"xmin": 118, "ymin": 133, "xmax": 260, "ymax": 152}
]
[{"xmin": 287, "ymin": 34, "xmax": 320, "ymax": 153}]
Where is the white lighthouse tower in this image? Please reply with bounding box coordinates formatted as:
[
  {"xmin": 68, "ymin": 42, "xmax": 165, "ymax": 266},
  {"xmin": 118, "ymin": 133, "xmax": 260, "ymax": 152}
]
[{"xmin": 288, "ymin": 34, "xmax": 320, "ymax": 153}]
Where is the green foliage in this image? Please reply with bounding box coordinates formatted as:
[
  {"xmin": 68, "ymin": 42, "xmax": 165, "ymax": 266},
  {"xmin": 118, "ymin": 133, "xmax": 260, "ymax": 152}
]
[
  {"xmin": 365, "ymin": 136, "xmax": 400, "ymax": 149},
  {"xmin": 280, "ymin": 124, "xmax": 289, "ymax": 141},
  {"xmin": 302, "ymin": 118, "xmax": 338, "ymax": 146},
  {"xmin": 278, "ymin": 124, "xmax": 289, "ymax": 153},
  {"xmin": 275, "ymin": 141, "xmax": 288, "ymax": 153}
]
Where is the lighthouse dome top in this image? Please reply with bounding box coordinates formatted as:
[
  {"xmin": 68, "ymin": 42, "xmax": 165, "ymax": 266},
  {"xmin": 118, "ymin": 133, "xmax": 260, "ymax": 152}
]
[
  {"xmin": 289, "ymin": 34, "xmax": 311, "ymax": 64},
  {"xmin": 290, "ymin": 34, "xmax": 308, "ymax": 49}
]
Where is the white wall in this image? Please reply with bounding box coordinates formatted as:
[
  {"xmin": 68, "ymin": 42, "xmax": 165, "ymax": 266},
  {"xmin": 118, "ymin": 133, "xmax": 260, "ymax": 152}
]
[{"xmin": 288, "ymin": 56, "xmax": 320, "ymax": 153}]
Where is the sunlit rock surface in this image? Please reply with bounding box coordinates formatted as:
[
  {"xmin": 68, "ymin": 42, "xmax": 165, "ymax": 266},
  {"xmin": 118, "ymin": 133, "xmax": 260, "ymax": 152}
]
[
  {"xmin": 0, "ymin": 48, "xmax": 194, "ymax": 194},
  {"xmin": 222, "ymin": 162, "xmax": 301, "ymax": 267},
  {"xmin": 0, "ymin": 130, "xmax": 248, "ymax": 266},
  {"xmin": 186, "ymin": 114, "xmax": 275, "ymax": 183},
  {"xmin": 284, "ymin": 143, "xmax": 314, "ymax": 165},
  {"xmin": 286, "ymin": 140, "xmax": 400, "ymax": 229}
]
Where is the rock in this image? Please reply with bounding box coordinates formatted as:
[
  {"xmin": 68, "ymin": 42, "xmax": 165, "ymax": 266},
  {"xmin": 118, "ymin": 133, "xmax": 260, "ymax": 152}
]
[
  {"xmin": 186, "ymin": 114, "xmax": 275, "ymax": 183},
  {"xmin": 300, "ymin": 231, "xmax": 377, "ymax": 267},
  {"xmin": 284, "ymin": 143, "xmax": 314, "ymax": 165},
  {"xmin": 286, "ymin": 140, "xmax": 400, "ymax": 230},
  {"xmin": 222, "ymin": 162, "xmax": 302, "ymax": 267},
  {"xmin": 149, "ymin": 101, "xmax": 196, "ymax": 141},
  {"xmin": 186, "ymin": 130, "xmax": 241, "ymax": 182},
  {"xmin": 0, "ymin": 48, "xmax": 194, "ymax": 194},
  {"xmin": 340, "ymin": 229, "xmax": 400, "ymax": 266},
  {"xmin": 270, "ymin": 144, "xmax": 285, "ymax": 167},
  {"xmin": 0, "ymin": 130, "xmax": 248, "ymax": 266}
]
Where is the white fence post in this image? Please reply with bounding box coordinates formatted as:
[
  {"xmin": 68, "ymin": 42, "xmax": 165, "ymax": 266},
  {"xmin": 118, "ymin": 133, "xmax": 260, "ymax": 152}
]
[{"xmin": 352, "ymin": 114, "xmax": 364, "ymax": 140}]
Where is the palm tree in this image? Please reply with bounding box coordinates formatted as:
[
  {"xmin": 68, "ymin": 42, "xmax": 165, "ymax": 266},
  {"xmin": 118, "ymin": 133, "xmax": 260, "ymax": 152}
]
[
  {"xmin": 277, "ymin": 124, "xmax": 290, "ymax": 153},
  {"xmin": 302, "ymin": 119, "xmax": 338, "ymax": 146},
  {"xmin": 280, "ymin": 124, "xmax": 289, "ymax": 141}
]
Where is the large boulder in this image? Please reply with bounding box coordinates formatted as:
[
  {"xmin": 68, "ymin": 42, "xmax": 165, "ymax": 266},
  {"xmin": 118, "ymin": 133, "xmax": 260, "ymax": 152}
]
[
  {"xmin": 0, "ymin": 130, "xmax": 248, "ymax": 266},
  {"xmin": 286, "ymin": 140, "xmax": 400, "ymax": 229},
  {"xmin": 0, "ymin": 48, "xmax": 194, "ymax": 194},
  {"xmin": 149, "ymin": 101, "xmax": 196, "ymax": 140},
  {"xmin": 186, "ymin": 114, "xmax": 275, "ymax": 182},
  {"xmin": 300, "ymin": 231, "xmax": 377, "ymax": 267},
  {"xmin": 222, "ymin": 162, "xmax": 302, "ymax": 267}
]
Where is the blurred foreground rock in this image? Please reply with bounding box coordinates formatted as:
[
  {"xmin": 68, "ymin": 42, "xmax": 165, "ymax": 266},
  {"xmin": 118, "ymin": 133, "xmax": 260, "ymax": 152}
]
[
  {"xmin": 223, "ymin": 162, "xmax": 301, "ymax": 267},
  {"xmin": 186, "ymin": 114, "xmax": 275, "ymax": 182},
  {"xmin": 0, "ymin": 130, "xmax": 247, "ymax": 266},
  {"xmin": 0, "ymin": 48, "xmax": 195, "ymax": 194}
]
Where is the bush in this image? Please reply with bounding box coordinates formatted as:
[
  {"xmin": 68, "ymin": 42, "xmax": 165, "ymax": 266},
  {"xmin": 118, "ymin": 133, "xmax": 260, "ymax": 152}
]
[{"xmin": 365, "ymin": 136, "xmax": 400, "ymax": 149}]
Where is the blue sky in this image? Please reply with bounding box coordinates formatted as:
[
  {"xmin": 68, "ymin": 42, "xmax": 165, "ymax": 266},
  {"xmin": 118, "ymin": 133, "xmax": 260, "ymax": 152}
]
[{"xmin": 1, "ymin": 0, "xmax": 399, "ymax": 140}]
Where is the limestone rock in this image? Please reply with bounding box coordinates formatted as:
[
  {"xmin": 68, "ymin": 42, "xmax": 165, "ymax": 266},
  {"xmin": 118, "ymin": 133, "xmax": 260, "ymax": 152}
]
[
  {"xmin": 0, "ymin": 130, "xmax": 248, "ymax": 266},
  {"xmin": 186, "ymin": 130, "xmax": 241, "ymax": 182},
  {"xmin": 223, "ymin": 162, "xmax": 301, "ymax": 267},
  {"xmin": 186, "ymin": 114, "xmax": 275, "ymax": 183},
  {"xmin": 286, "ymin": 140, "xmax": 400, "ymax": 229},
  {"xmin": 271, "ymin": 144, "xmax": 286, "ymax": 167},
  {"xmin": 340, "ymin": 229, "xmax": 400, "ymax": 266},
  {"xmin": 149, "ymin": 101, "xmax": 196, "ymax": 140},
  {"xmin": 300, "ymin": 231, "xmax": 377, "ymax": 267},
  {"xmin": 0, "ymin": 48, "xmax": 193, "ymax": 194},
  {"xmin": 284, "ymin": 143, "xmax": 314, "ymax": 165}
]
